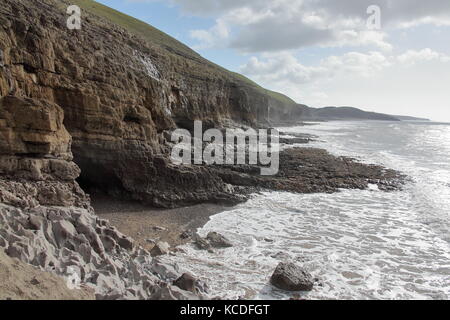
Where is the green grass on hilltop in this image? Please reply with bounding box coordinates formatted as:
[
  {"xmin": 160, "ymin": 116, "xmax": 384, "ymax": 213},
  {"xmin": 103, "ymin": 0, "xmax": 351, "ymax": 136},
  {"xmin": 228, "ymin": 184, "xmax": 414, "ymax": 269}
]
[{"xmin": 71, "ymin": 0, "xmax": 199, "ymax": 59}]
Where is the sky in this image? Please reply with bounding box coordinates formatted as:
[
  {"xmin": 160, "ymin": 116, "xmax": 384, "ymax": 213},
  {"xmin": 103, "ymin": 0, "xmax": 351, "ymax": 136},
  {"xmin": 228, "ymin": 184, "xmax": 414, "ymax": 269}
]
[{"xmin": 96, "ymin": 0, "xmax": 450, "ymax": 121}]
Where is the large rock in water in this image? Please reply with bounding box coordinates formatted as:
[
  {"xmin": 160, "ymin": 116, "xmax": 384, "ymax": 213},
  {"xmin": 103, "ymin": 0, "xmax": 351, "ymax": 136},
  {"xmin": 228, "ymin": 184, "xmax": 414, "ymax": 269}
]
[
  {"xmin": 206, "ymin": 232, "xmax": 233, "ymax": 248},
  {"xmin": 270, "ymin": 262, "xmax": 314, "ymax": 292},
  {"xmin": 192, "ymin": 233, "xmax": 212, "ymax": 251}
]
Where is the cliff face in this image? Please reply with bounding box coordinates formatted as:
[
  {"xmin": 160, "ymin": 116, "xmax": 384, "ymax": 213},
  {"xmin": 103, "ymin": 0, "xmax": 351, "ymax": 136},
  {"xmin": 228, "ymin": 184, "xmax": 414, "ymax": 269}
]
[{"xmin": 0, "ymin": 0, "xmax": 299, "ymax": 207}]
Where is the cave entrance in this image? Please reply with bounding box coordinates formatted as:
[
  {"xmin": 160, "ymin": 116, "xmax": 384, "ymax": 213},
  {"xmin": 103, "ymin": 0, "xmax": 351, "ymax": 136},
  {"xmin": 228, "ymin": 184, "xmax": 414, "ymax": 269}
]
[{"xmin": 73, "ymin": 152, "xmax": 128, "ymax": 202}]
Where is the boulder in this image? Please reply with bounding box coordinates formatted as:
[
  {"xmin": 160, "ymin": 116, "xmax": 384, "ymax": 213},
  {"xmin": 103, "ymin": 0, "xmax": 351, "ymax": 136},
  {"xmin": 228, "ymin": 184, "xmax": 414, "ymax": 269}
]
[
  {"xmin": 150, "ymin": 259, "xmax": 181, "ymax": 281},
  {"xmin": 52, "ymin": 220, "xmax": 77, "ymax": 247},
  {"xmin": 270, "ymin": 262, "xmax": 314, "ymax": 292},
  {"xmin": 180, "ymin": 230, "xmax": 193, "ymax": 239},
  {"xmin": 173, "ymin": 273, "xmax": 197, "ymax": 293},
  {"xmin": 192, "ymin": 233, "xmax": 211, "ymax": 251},
  {"xmin": 150, "ymin": 241, "xmax": 170, "ymax": 257},
  {"xmin": 206, "ymin": 232, "xmax": 233, "ymax": 248}
]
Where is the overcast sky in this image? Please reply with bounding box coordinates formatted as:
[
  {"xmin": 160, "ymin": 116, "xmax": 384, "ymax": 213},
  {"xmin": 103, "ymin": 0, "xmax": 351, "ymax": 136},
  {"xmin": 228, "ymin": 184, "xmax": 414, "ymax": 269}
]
[{"xmin": 98, "ymin": 0, "xmax": 450, "ymax": 121}]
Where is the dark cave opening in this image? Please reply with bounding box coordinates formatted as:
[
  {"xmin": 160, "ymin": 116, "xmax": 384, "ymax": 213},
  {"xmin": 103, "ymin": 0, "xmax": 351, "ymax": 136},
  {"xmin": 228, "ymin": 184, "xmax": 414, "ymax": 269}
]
[{"xmin": 73, "ymin": 152, "xmax": 129, "ymax": 201}]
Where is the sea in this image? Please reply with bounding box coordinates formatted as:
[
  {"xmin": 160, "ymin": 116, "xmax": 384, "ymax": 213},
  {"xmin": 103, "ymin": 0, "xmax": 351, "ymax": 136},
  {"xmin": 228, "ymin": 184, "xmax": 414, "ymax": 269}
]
[{"xmin": 161, "ymin": 121, "xmax": 450, "ymax": 300}]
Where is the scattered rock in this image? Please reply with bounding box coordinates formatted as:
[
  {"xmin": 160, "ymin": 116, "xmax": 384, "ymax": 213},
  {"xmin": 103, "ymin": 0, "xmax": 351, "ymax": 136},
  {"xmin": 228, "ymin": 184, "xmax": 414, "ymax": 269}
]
[
  {"xmin": 206, "ymin": 232, "xmax": 233, "ymax": 248},
  {"xmin": 173, "ymin": 273, "xmax": 208, "ymax": 295},
  {"xmin": 152, "ymin": 226, "xmax": 167, "ymax": 232},
  {"xmin": 270, "ymin": 262, "xmax": 314, "ymax": 292},
  {"xmin": 0, "ymin": 203, "xmax": 184, "ymax": 300},
  {"xmin": 150, "ymin": 259, "xmax": 181, "ymax": 281},
  {"xmin": 150, "ymin": 241, "xmax": 170, "ymax": 257},
  {"xmin": 52, "ymin": 220, "xmax": 77, "ymax": 246},
  {"xmin": 180, "ymin": 230, "xmax": 193, "ymax": 240},
  {"xmin": 172, "ymin": 247, "xmax": 186, "ymax": 254},
  {"xmin": 192, "ymin": 233, "xmax": 211, "ymax": 251},
  {"xmin": 173, "ymin": 273, "xmax": 197, "ymax": 293}
]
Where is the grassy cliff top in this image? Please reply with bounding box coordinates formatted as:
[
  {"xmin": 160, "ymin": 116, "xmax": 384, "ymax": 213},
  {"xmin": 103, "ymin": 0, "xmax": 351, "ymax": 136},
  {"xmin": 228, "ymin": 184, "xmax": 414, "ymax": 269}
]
[{"xmin": 70, "ymin": 0, "xmax": 297, "ymax": 106}]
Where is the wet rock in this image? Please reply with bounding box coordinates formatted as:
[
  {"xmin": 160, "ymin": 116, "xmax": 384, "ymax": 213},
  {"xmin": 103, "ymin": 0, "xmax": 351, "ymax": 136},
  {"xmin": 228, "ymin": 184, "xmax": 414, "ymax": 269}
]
[
  {"xmin": 206, "ymin": 232, "xmax": 233, "ymax": 248},
  {"xmin": 150, "ymin": 241, "xmax": 170, "ymax": 257},
  {"xmin": 192, "ymin": 233, "xmax": 211, "ymax": 251},
  {"xmin": 180, "ymin": 230, "xmax": 193, "ymax": 240},
  {"xmin": 173, "ymin": 273, "xmax": 197, "ymax": 293},
  {"xmin": 279, "ymin": 137, "xmax": 311, "ymax": 145},
  {"xmin": 270, "ymin": 262, "xmax": 314, "ymax": 292},
  {"xmin": 212, "ymin": 147, "xmax": 404, "ymax": 195},
  {"xmin": 173, "ymin": 273, "xmax": 209, "ymax": 295},
  {"xmin": 172, "ymin": 247, "xmax": 186, "ymax": 254}
]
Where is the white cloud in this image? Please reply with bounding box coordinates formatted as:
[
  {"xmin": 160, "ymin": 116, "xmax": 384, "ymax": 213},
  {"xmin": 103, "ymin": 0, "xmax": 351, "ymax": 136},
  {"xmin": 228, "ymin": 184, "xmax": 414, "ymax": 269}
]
[
  {"xmin": 241, "ymin": 51, "xmax": 392, "ymax": 87},
  {"xmin": 167, "ymin": 0, "xmax": 450, "ymax": 52},
  {"xmin": 239, "ymin": 49, "xmax": 450, "ymax": 117},
  {"xmin": 397, "ymin": 48, "xmax": 450, "ymax": 65},
  {"xmin": 189, "ymin": 19, "xmax": 229, "ymax": 49}
]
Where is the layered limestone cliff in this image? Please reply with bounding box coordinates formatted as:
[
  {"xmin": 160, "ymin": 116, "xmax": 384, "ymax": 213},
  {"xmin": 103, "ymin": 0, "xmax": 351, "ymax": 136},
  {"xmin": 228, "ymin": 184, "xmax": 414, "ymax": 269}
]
[{"xmin": 0, "ymin": 0, "xmax": 302, "ymax": 207}]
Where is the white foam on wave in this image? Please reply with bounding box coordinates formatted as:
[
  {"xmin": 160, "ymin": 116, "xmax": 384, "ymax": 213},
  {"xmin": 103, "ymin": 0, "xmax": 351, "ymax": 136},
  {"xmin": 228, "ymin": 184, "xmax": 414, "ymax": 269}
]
[{"xmin": 162, "ymin": 190, "xmax": 450, "ymax": 300}]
